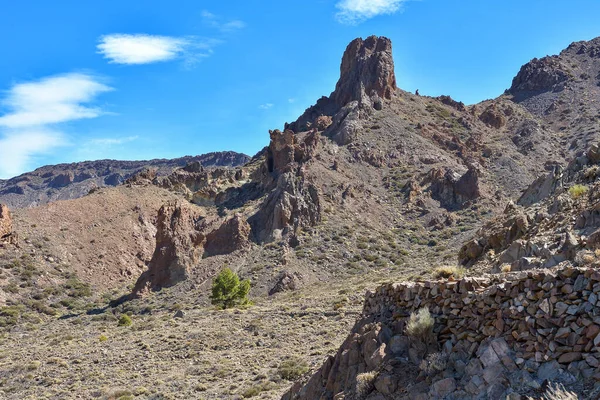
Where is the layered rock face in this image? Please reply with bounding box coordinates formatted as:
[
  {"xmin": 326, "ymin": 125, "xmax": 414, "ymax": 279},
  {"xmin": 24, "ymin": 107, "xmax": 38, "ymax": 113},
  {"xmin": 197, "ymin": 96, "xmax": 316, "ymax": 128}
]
[
  {"xmin": 0, "ymin": 204, "xmax": 12, "ymax": 239},
  {"xmin": 284, "ymin": 267, "xmax": 600, "ymax": 399},
  {"xmin": 289, "ymin": 36, "xmax": 397, "ymax": 134}
]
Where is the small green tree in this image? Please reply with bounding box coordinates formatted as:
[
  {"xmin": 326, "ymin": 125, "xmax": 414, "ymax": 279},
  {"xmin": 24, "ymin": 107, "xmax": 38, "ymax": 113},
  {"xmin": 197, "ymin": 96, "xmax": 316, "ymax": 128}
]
[{"xmin": 210, "ymin": 268, "xmax": 251, "ymax": 309}]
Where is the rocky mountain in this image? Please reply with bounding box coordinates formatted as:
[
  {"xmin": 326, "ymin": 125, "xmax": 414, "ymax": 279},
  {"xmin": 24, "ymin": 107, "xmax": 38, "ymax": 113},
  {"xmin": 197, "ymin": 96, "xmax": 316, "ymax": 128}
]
[
  {"xmin": 2, "ymin": 34, "xmax": 600, "ymax": 399},
  {"xmin": 0, "ymin": 151, "xmax": 249, "ymax": 209}
]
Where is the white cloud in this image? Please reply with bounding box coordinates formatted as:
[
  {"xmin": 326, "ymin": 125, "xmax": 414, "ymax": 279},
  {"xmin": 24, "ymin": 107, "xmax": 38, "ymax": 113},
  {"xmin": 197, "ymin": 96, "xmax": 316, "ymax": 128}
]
[
  {"xmin": 288, "ymin": 98, "xmax": 296, "ymax": 103},
  {"xmin": 259, "ymin": 103, "xmax": 274, "ymax": 110},
  {"xmin": 335, "ymin": 0, "xmax": 405, "ymax": 24},
  {"xmin": 0, "ymin": 73, "xmax": 111, "ymax": 178},
  {"xmin": 97, "ymin": 34, "xmax": 195, "ymax": 65},
  {"xmin": 201, "ymin": 10, "xmax": 246, "ymax": 32},
  {"xmin": 0, "ymin": 73, "xmax": 112, "ymax": 128}
]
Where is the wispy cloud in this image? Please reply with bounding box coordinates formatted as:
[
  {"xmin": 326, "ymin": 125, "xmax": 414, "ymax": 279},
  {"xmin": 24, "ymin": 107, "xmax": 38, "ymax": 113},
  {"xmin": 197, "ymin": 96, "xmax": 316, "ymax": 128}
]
[
  {"xmin": 0, "ymin": 73, "xmax": 112, "ymax": 128},
  {"xmin": 259, "ymin": 103, "xmax": 274, "ymax": 110},
  {"xmin": 201, "ymin": 10, "xmax": 246, "ymax": 33},
  {"xmin": 288, "ymin": 98, "xmax": 296, "ymax": 103},
  {"xmin": 89, "ymin": 135, "xmax": 139, "ymax": 146},
  {"xmin": 335, "ymin": 0, "xmax": 405, "ymax": 24},
  {"xmin": 0, "ymin": 129, "xmax": 65, "ymax": 178},
  {"xmin": 97, "ymin": 34, "xmax": 217, "ymax": 65},
  {"xmin": 0, "ymin": 73, "xmax": 112, "ymax": 178}
]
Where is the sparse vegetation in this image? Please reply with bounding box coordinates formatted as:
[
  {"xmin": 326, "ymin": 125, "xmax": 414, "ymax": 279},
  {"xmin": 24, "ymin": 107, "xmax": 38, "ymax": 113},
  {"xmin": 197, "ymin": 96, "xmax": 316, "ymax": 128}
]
[
  {"xmin": 118, "ymin": 314, "xmax": 132, "ymax": 327},
  {"xmin": 210, "ymin": 268, "xmax": 251, "ymax": 309},
  {"xmin": 278, "ymin": 357, "xmax": 309, "ymax": 380},
  {"xmin": 433, "ymin": 265, "xmax": 465, "ymax": 279},
  {"xmin": 355, "ymin": 371, "xmax": 378, "ymax": 400},
  {"xmin": 533, "ymin": 383, "xmax": 578, "ymax": 400},
  {"xmin": 568, "ymin": 184, "xmax": 589, "ymax": 199}
]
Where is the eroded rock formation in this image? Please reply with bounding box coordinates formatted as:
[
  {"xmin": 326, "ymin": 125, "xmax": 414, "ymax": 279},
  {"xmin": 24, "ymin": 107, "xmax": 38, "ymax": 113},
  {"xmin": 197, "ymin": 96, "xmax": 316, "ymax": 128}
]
[
  {"xmin": 0, "ymin": 204, "xmax": 12, "ymax": 239},
  {"xmin": 427, "ymin": 165, "xmax": 481, "ymax": 210},
  {"xmin": 251, "ymin": 129, "xmax": 321, "ymax": 243},
  {"xmin": 132, "ymin": 202, "xmax": 250, "ymax": 293},
  {"xmin": 289, "ymin": 36, "xmax": 397, "ymax": 134}
]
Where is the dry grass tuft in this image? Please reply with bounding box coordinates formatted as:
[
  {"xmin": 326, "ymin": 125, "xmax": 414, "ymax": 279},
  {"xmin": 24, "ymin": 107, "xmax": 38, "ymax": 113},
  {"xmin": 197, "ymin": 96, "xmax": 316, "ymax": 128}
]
[{"xmin": 434, "ymin": 265, "xmax": 466, "ymax": 279}]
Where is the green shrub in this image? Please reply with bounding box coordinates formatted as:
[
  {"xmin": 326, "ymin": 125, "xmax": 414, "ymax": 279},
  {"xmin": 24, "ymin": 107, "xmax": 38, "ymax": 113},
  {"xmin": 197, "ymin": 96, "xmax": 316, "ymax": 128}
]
[
  {"xmin": 568, "ymin": 184, "xmax": 589, "ymax": 199},
  {"xmin": 210, "ymin": 268, "xmax": 251, "ymax": 309},
  {"xmin": 118, "ymin": 315, "xmax": 132, "ymax": 327}
]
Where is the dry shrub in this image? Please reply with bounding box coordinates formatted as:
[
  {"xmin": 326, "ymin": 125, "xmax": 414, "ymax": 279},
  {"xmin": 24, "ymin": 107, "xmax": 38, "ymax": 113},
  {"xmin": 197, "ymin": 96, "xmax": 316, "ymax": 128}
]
[
  {"xmin": 434, "ymin": 265, "xmax": 465, "ymax": 279},
  {"xmin": 405, "ymin": 307, "xmax": 434, "ymax": 344},
  {"xmin": 355, "ymin": 371, "xmax": 378, "ymax": 400},
  {"xmin": 531, "ymin": 383, "xmax": 578, "ymax": 400}
]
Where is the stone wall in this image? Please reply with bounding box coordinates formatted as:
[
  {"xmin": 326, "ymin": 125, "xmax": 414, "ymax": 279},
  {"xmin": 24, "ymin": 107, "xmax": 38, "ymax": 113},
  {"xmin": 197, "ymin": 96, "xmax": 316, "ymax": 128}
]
[{"xmin": 283, "ymin": 267, "xmax": 600, "ymax": 399}]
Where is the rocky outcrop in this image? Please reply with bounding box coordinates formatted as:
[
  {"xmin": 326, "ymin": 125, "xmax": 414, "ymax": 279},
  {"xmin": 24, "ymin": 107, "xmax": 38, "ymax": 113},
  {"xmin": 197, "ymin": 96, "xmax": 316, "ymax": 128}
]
[
  {"xmin": 204, "ymin": 214, "xmax": 251, "ymax": 257},
  {"xmin": 132, "ymin": 203, "xmax": 250, "ymax": 293},
  {"xmin": 427, "ymin": 165, "xmax": 481, "ymax": 210},
  {"xmin": 332, "ymin": 36, "xmax": 397, "ymax": 108},
  {"xmin": 269, "ymin": 271, "xmax": 303, "ymax": 295},
  {"xmin": 0, "ymin": 204, "xmax": 12, "ymax": 239},
  {"xmin": 509, "ymin": 57, "xmax": 570, "ymax": 94},
  {"xmin": 133, "ymin": 202, "xmax": 207, "ymax": 292},
  {"xmin": 49, "ymin": 171, "xmax": 74, "ymax": 188},
  {"xmin": 289, "ymin": 36, "xmax": 396, "ymax": 133},
  {"xmin": 284, "ymin": 267, "xmax": 600, "ymax": 399},
  {"xmin": 251, "ymin": 130, "xmax": 321, "ymax": 243},
  {"xmin": 479, "ymin": 104, "xmax": 506, "ymax": 128}
]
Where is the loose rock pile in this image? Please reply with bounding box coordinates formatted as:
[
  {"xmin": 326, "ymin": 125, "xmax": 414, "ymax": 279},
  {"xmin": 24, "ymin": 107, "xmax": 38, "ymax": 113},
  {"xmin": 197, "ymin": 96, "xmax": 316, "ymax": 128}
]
[{"xmin": 283, "ymin": 267, "xmax": 600, "ymax": 399}]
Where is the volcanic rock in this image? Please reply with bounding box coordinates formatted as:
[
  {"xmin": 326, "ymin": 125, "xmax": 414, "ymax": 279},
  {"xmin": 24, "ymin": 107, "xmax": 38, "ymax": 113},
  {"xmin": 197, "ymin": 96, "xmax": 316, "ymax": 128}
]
[
  {"xmin": 133, "ymin": 202, "xmax": 207, "ymax": 292},
  {"xmin": 289, "ymin": 36, "xmax": 396, "ymax": 133},
  {"xmin": 0, "ymin": 204, "xmax": 12, "ymax": 239}
]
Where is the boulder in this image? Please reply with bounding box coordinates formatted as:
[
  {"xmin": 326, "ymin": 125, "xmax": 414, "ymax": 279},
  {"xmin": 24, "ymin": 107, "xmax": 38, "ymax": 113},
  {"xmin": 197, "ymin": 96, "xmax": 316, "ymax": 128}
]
[{"xmin": 269, "ymin": 271, "xmax": 303, "ymax": 295}]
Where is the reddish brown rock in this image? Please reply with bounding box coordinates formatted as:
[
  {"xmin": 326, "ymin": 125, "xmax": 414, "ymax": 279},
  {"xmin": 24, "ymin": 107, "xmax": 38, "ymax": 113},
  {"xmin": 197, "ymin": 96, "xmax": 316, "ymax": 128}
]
[
  {"xmin": 204, "ymin": 214, "xmax": 251, "ymax": 257},
  {"xmin": 332, "ymin": 35, "xmax": 397, "ymax": 107},
  {"xmin": 288, "ymin": 36, "xmax": 397, "ymax": 132},
  {"xmin": 0, "ymin": 204, "xmax": 12, "ymax": 238},
  {"xmin": 133, "ymin": 202, "xmax": 207, "ymax": 292},
  {"xmin": 314, "ymin": 115, "xmax": 333, "ymax": 131},
  {"xmin": 479, "ymin": 104, "xmax": 506, "ymax": 128}
]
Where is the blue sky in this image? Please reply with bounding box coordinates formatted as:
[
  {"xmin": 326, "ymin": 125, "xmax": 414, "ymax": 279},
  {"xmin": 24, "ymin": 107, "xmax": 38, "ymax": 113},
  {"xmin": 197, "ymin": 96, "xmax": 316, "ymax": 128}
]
[{"xmin": 0, "ymin": 0, "xmax": 599, "ymax": 179}]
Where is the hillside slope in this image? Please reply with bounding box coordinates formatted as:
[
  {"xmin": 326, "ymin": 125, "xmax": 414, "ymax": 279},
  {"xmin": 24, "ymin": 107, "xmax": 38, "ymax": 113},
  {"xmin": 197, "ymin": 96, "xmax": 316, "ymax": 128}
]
[{"xmin": 0, "ymin": 151, "xmax": 249, "ymax": 209}]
